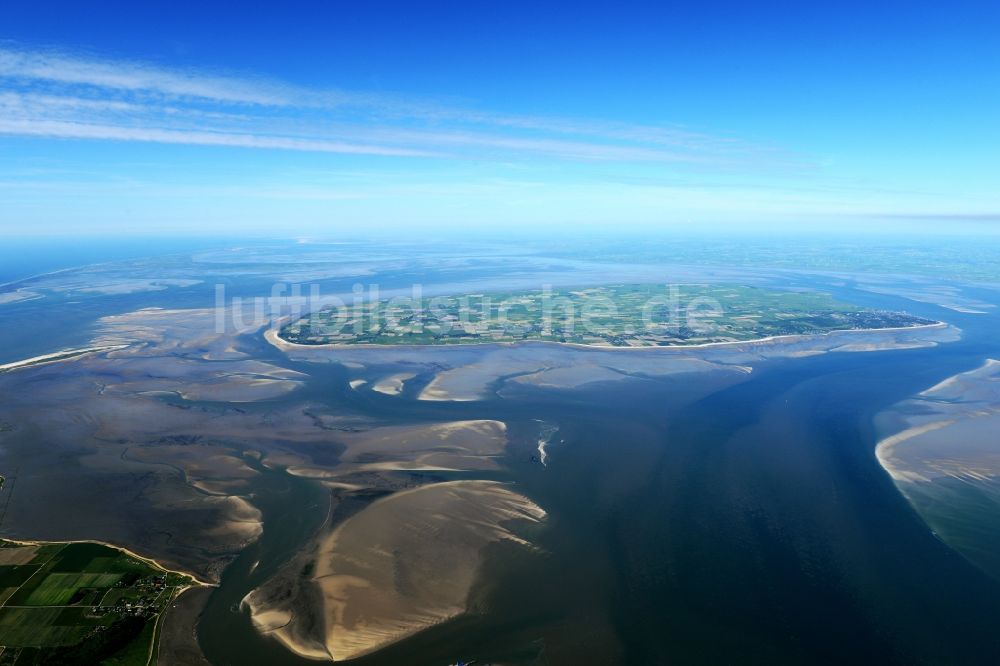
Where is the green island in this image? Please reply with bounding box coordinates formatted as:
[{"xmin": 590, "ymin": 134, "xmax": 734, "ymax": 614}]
[
  {"xmin": 0, "ymin": 540, "xmax": 199, "ymax": 666},
  {"xmin": 280, "ymin": 283, "xmax": 935, "ymax": 347}
]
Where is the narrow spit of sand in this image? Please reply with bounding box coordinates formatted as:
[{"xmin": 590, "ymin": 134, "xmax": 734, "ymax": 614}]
[{"xmin": 0, "ymin": 344, "xmax": 129, "ymax": 374}]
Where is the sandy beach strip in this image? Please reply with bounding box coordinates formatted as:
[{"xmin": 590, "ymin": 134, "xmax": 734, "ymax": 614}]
[
  {"xmin": 1, "ymin": 536, "xmax": 213, "ymax": 587},
  {"xmin": 265, "ymin": 321, "xmax": 948, "ymax": 354},
  {"xmin": 0, "ymin": 344, "xmax": 129, "ymax": 374}
]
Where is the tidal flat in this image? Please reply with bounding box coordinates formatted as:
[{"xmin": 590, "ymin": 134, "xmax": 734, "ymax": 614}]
[
  {"xmin": 245, "ymin": 480, "xmax": 545, "ymax": 661},
  {"xmin": 0, "ymin": 241, "xmax": 999, "ymax": 663},
  {"xmin": 876, "ymin": 359, "xmax": 1000, "ymax": 580}
]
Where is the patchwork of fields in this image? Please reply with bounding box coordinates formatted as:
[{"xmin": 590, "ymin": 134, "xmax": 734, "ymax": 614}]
[
  {"xmin": 0, "ymin": 541, "xmax": 195, "ymax": 665},
  {"xmin": 282, "ymin": 283, "xmax": 934, "ymax": 347}
]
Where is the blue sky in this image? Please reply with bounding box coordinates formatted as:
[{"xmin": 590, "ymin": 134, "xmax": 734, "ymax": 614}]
[{"xmin": 2, "ymin": 1, "xmax": 999, "ymax": 236}]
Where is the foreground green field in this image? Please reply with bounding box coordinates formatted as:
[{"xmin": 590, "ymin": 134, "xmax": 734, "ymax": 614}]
[
  {"xmin": 282, "ymin": 283, "xmax": 935, "ymax": 347},
  {"xmin": 0, "ymin": 540, "xmax": 197, "ymax": 665}
]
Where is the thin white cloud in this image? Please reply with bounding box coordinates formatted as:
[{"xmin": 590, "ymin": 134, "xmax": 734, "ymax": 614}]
[
  {"xmin": 0, "ymin": 91, "xmax": 660, "ymax": 160},
  {"xmin": 0, "ymin": 118, "xmax": 437, "ymax": 157},
  {"xmin": 0, "ymin": 47, "xmax": 298, "ymax": 106},
  {"xmin": 358, "ymin": 127, "xmax": 704, "ymax": 163},
  {"xmin": 0, "ymin": 44, "xmax": 804, "ymax": 167}
]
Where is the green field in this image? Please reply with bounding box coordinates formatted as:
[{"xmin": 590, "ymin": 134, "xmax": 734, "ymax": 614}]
[
  {"xmin": 282, "ymin": 283, "xmax": 934, "ymax": 347},
  {"xmin": 0, "ymin": 540, "xmax": 197, "ymax": 666}
]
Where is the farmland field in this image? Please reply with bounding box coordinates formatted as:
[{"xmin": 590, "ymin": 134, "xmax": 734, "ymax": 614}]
[
  {"xmin": 0, "ymin": 540, "xmax": 197, "ymax": 665},
  {"xmin": 281, "ymin": 283, "xmax": 935, "ymax": 347}
]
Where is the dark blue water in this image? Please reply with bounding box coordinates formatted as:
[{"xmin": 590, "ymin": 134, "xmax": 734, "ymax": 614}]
[
  {"xmin": 190, "ymin": 286, "xmax": 1000, "ymax": 665},
  {"xmin": 6, "ymin": 240, "xmax": 999, "ymax": 664}
]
